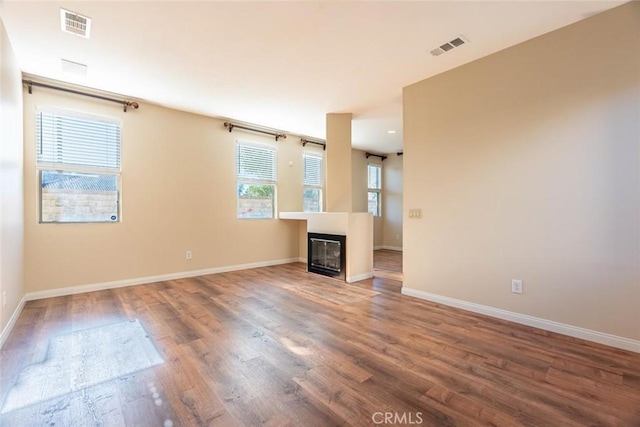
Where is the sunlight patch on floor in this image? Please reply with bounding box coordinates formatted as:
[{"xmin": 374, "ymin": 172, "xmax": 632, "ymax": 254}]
[{"xmin": 1, "ymin": 319, "xmax": 163, "ymax": 414}]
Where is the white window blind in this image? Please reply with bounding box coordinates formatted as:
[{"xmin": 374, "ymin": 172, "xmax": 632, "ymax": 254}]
[
  {"xmin": 303, "ymin": 153, "xmax": 323, "ymax": 212},
  {"xmin": 303, "ymin": 154, "xmax": 323, "ymax": 187},
  {"xmin": 368, "ymin": 163, "xmax": 381, "ymax": 189},
  {"xmin": 236, "ymin": 143, "xmax": 276, "ymax": 182},
  {"xmin": 368, "ymin": 164, "xmax": 382, "ymax": 216},
  {"xmin": 36, "ymin": 110, "xmax": 121, "ymax": 170}
]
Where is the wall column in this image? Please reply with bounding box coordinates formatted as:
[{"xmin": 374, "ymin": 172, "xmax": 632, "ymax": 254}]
[{"xmin": 325, "ymin": 113, "xmax": 352, "ymax": 212}]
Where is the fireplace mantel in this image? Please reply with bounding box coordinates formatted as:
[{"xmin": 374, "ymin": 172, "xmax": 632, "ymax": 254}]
[{"xmin": 280, "ymin": 212, "xmax": 373, "ymax": 283}]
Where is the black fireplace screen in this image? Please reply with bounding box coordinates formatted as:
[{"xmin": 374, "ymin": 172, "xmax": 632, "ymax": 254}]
[{"xmin": 308, "ymin": 233, "xmax": 346, "ymax": 280}]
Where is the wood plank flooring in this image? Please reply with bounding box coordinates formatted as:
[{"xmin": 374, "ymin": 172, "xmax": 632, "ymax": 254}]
[
  {"xmin": 1, "ymin": 263, "xmax": 639, "ymax": 426},
  {"xmin": 374, "ymin": 249, "xmax": 403, "ymax": 281}
]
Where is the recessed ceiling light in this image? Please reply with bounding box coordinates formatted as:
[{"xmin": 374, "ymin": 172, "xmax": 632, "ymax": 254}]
[
  {"xmin": 387, "ymin": 130, "xmax": 397, "ymax": 134},
  {"xmin": 60, "ymin": 9, "xmax": 92, "ymax": 38}
]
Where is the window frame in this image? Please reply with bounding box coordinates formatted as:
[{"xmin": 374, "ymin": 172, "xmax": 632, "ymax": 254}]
[
  {"xmin": 303, "ymin": 152, "xmax": 324, "ymax": 213},
  {"xmin": 367, "ymin": 163, "xmax": 382, "ymax": 217},
  {"xmin": 236, "ymin": 140, "xmax": 278, "ymax": 220},
  {"xmin": 36, "ymin": 108, "xmax": 122, "ymax": 224}
]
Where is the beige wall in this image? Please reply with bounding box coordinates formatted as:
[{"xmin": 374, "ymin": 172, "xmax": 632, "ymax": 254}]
[
  {"xmin": 23, "ymin": 88, "xmax": 305, "ymax": 292},
  {"xmin": 382, "ymin": 153, "xmax": 403, "ymax": 249},
  {"xmin": 351, "ymin": 148, "xmax": 368, "ymax": 213},
  {"xmin": 0, "ymin": 18, "xmax": 24, "ymax": 337},
  {"xmin": 403, "ymin": 2, "xmax": 640, "ymax": 340},
  {"xmin": 346, "ymin": 212, "xmax": 373, "ymax": 282},
  {"xmin": 326, "ymin": 113, "xmax": 352, "ymax": 212}
]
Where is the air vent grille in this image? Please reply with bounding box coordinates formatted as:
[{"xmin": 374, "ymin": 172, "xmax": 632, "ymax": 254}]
[
  {"xmin": 450, "ymin": 37, "xmax": 465, "ymax": 47},
  {"xmin": 440, "ymin": 43, "xmax": 454, "ymax": 52},
  {"xmin": 61, "ymin": 59, "xmax": 88, "ymax": 76},
  {"xmin": 60, "ymin": 9, "xmax": 91, "ymax": 38},
  {"xmin": 430, "ymin": 35, "xmax": 468, "ymax": 57}
]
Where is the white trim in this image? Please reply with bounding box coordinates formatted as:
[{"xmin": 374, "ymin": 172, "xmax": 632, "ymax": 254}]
[
  {"xmin": 381, "ymin": 245, "xmax": 403, "ymax": 251},
  {"xmin": 25, "ymin": 258, "xmax": 300, "ymax": 301},
  {"xmin": 373, "ymin": 245, "xmax": 384, "ymax": 250},
  {"xmin": 0, "ymin": 295, "xmax": 27, "ymax": 350},
  {"xmin": 347, "ymin": 272, "xmax": 374, "ymax": 283},
  {"xmin": 401, "ymin": 287, "xmax": 640, "ymax": 354},
  {"xmin": 297, "ymin": 257, "xmax": 307, "ymax": 264}
]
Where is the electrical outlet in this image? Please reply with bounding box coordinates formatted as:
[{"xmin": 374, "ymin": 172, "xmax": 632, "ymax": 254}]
[
  {"xmin": 2, "ymin": 291, "xmax": 6, "ymax": 308},
  {"xmin": 185, "ymin": 251, "xmax": 192, "ymax": 260},
  {"xmin": 511, "ymin": 279, "xmax": 523, "ymax": 294}
]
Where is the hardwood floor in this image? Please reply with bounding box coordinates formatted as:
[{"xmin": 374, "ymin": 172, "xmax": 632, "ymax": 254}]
[
  {"xmin": 1, "ymin": 263, "xmax": 639, "ymax": 426},
  {"xmin": 374, "ymin": 249, "xmax": 403, "ymax": 281}
]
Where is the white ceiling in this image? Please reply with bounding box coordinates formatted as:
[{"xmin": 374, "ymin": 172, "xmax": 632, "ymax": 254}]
[{"xmin": 0, "ymin": 1, "xmax": 625, "ymax": 153}]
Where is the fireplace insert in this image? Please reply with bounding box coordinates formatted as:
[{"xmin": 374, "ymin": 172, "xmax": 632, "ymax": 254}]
[{"xmin": 307, "ymin": 233, "xmax": 346, "ymax": 280}]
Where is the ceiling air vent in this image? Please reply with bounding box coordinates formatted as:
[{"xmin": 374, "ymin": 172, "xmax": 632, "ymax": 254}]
[
  {"xmin": 450, "ymin": 37, "xmax": 466, "ymax": 47},
  {"xmin": 60, "ymin": 9, "xmax": 92, "ymax": 38},
  {"xmin": 440, "ymin": 43, "xmax": 455, "ymax": 52},
  {"xmin": 430, "ymin": 35, "xmax": 468, "ymax": 57},
  {"xmin": 61, "ymin": 59, "xmax": 88, "ymax": 76}
]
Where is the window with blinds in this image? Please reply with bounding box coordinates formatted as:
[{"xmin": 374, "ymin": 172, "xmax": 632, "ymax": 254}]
[
  {"xmin": 37, "ymin": 111, "xmax": 121, "ymax": 169},
  {"xmin": 36, "ymin": 109, "xmax": 121, "ymax": 223},
  {"xmin": 368, "ymin": 163, "xmax": 382, "ymax": 217},
  {"xmin": 236, "ymin": 142, "xmax": 277, "ymax": 219},
  {"xmin": 303, "ymin": 153, "xmax": 323, "ymax": 212}
]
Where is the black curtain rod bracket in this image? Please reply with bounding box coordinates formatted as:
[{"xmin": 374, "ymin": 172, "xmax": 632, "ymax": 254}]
[
  {"xmin": 300, "ymin": 138, "xmax": 326, "ymax": 150},
  {"xmin": 224, "ymin": 121, "xmax": 286, "ymax": 141},
  {"xmin": 23, "ymin": 80, "xmax": 139, "ymax": 112},
  {"xmin": 365, "ymin": 152, "xmax": 388, "ymax": 161},
  {"xmin": 397, "ymin": 152, "xmax": 403, "ymax": 156}
]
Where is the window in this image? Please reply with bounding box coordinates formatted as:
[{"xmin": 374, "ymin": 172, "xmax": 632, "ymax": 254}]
[
  {"xmin": 36, "ymin": 109, "xmax": 121, "ymax": 223},
  {"xmin": 303, "ymin": 153, "xmax": 323, "ymax": 212},
  {"xmin": 237, "ymin": 142, "xmax": 277, "ymax": 219},
  {"xmin": 368, "ymin": 163, "xmax": 382, "ymax": 216}
]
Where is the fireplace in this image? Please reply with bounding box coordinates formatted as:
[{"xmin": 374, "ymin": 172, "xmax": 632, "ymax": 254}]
[{"xmin": 308, "ymin": 233, "xmax": 346, "ymax": 280}]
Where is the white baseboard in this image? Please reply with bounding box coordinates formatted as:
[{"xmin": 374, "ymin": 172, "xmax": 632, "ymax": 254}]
[
  {"xmin": 25, "ymin": 258, "xmax": 301, "ymax": 301},
  {"xmin": 401, "ymin": 287, "xmax": 640, "ymax": 354},
  {"xmin": 297, "ymin": 257, "xmax": 307, "ymax": 264},
  {"xmin": 0, "ymin": 295, "xmax": 27, "ymax": 350},
  {"xmin": 347, "ymin": 272, "xmax": 374, "ymax": 283},
  {"xmin": 382, "ymin": 245, "xmax": 403, "ymax": 251},
  {"xmin": 373, "ymin": 245, "xmax": 384, "ymax": 250}
]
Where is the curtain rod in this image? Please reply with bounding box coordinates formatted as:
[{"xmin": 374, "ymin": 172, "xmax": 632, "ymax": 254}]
[
  {"xmin": 397, "ymin": 152, "xmax": 403, "ymax": 156},
  {"xmin": 23, "ymin": 80, "xmax": 139, "ymax": 112},
  {"xmin": 224, "ymin": 121, "xmax": 286, "ymax": 141},
  {"xmin": 365, "ymin": 152, "xmax": 388, "ymax": 161},
  {"xmin": 300, "ymin": 138, "xmax": 326, "ymax": 150}
]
